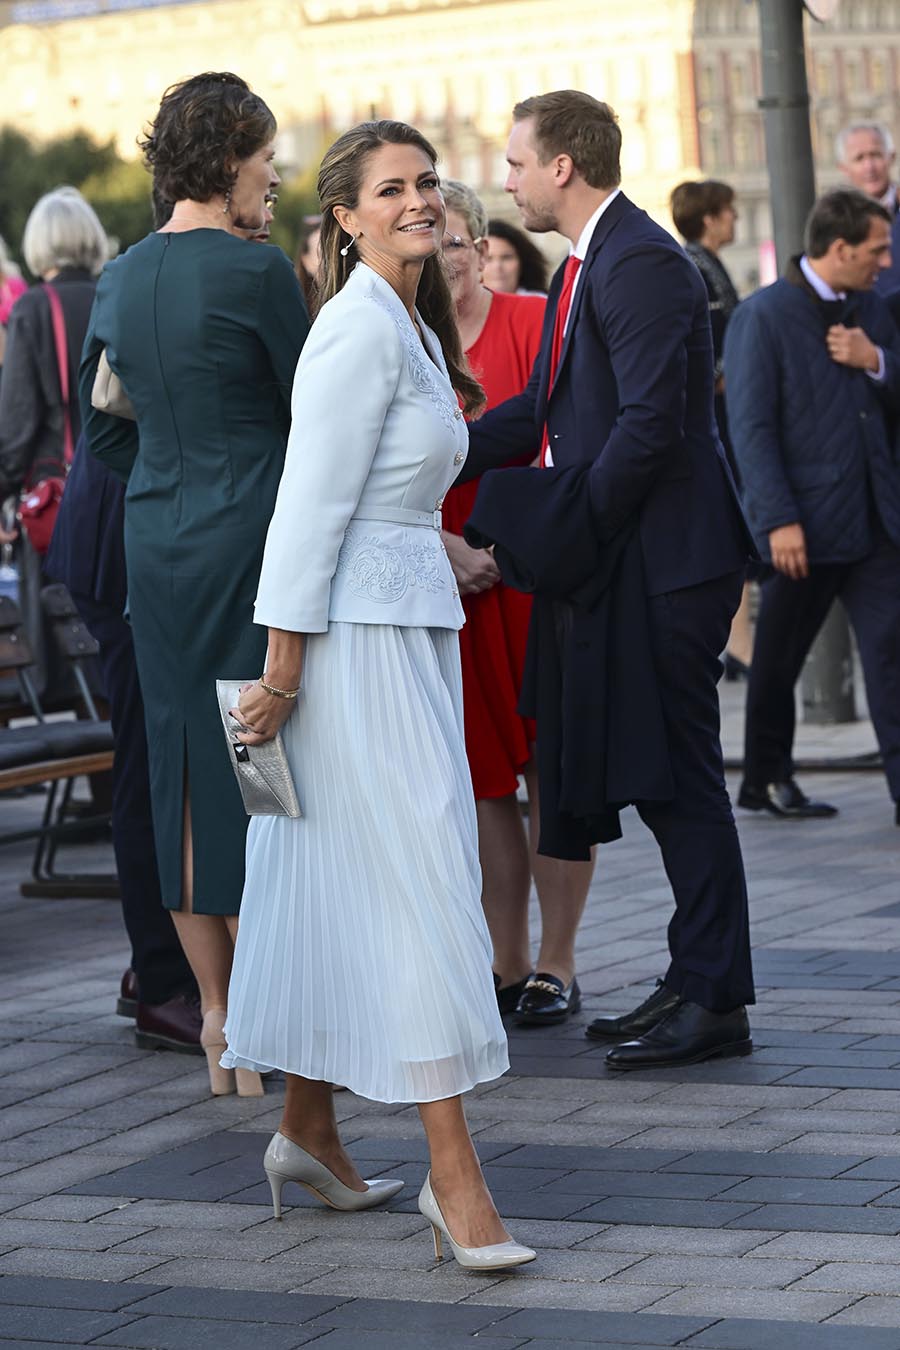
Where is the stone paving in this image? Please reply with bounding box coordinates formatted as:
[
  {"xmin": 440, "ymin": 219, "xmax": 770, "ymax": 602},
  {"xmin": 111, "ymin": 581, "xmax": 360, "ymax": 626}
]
[{"xmin": 1, "ymin": 687, "xmax": 899, "ymax": 1348}]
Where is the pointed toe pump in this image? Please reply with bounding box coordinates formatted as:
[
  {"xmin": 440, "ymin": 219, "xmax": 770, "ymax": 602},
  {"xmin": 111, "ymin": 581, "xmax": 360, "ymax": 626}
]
[
  {"xmin": 418, "ymin": 1173, "xmax": 536, "ymax": 1272},
  {"xmin": 263, "ymin": 1131, "xmax": 404, "ymax": 1219}
]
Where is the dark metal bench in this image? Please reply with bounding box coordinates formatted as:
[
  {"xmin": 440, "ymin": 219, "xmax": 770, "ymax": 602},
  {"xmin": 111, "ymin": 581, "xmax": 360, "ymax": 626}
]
[{"xmin": 0, "ymin": 594, "xmax": 118, "ymax": 899}]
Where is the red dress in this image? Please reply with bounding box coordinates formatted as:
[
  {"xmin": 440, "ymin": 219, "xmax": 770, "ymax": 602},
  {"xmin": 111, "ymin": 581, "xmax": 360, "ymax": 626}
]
[{"xmin": 442, "ymin": 289, "xmax": 546, "ymax": 799}]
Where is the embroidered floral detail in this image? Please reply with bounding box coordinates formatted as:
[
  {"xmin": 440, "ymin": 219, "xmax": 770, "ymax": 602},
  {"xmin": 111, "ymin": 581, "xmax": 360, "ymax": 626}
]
[
  {"xmin": 368, "ymin": 295, "xmax": 457, "ymax": 431},
  {"xmin": 336, "ymin": 527, "xmax": 447, "ymax": 603}
]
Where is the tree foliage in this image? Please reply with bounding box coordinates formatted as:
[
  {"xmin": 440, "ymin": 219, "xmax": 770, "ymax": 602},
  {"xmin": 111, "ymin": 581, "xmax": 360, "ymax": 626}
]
[
  {"xmin": 0, "ymin": 123, "xmax": 324, "ymax": 277},
  {"xmin": 0, "ymin": 127, "xmax": 131, "ymax": 274}
]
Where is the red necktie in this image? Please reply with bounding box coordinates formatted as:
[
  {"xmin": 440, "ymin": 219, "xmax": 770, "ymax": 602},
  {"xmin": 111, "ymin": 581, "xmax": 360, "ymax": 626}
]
[{"xmin": 541, "ymin": 255, "xmax": 582, "ymax": 467}]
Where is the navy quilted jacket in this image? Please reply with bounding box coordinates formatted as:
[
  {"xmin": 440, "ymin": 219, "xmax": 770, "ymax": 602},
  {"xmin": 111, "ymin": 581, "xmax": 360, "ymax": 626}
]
[{"xmin": 723, "ymin": 263, "xmax": 900, "ymax": 564}]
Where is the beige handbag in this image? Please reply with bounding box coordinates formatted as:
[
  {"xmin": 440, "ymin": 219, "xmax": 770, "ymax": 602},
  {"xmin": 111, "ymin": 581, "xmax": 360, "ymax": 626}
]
[{"xmin": 91, "ymin": 348, "xmax": 136, "ymax": 421}]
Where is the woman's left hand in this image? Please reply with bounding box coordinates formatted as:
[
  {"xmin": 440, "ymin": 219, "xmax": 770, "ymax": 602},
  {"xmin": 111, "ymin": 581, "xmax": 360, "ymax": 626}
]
[{"xmin": 229, "ymin": 681, "xmax": 296, "ymax": 745}]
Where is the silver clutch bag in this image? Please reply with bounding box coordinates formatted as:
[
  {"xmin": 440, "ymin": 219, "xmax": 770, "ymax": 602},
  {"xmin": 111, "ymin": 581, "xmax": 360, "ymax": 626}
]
[
  {"xmin": 215, "ymin": 680, "xmax": 301, "ymax": 818},
  {"xmin": 91, "ymin": 347, "xmax": 136, "ymax": 421}
]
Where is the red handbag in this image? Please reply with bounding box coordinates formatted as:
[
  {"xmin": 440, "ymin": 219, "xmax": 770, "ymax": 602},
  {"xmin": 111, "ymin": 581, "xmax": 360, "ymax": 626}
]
[{"xmin": 18, "ymin": 283, "xmax": 74, "ymax": 555}]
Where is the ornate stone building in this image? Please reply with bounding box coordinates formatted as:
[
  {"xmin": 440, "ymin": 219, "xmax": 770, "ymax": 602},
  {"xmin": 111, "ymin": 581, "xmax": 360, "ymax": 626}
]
[
  {"xmin": 693, "ymin": 0, "xmax": 900, "ymax": 287},
  {"xmin": 2, "ymin": 0, "xmax": 900, "ymax": 284},
  {"xmin": 0, "ymin": 0, "xmax": 698, "ymax": 231}
]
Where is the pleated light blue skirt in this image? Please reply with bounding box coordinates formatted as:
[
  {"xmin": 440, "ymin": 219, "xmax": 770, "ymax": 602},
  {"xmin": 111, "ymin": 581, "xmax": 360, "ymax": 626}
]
[{"xmin": 222, "ymin": 622, "xmax": 509, "ymax": 1103}]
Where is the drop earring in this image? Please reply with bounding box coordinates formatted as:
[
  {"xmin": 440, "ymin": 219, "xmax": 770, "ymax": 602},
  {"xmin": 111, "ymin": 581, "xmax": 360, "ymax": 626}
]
[
  {"xmin": 340, "ymin": 234, "xmax": 357, "ymax": 258},
  {"xmin": 223, "ymin": 188, "xmax": 232, "ymax": 216}
]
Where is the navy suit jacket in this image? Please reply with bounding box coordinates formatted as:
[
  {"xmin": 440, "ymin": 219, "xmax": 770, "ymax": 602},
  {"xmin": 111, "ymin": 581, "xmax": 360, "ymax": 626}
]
[
  {"xmin": 725, "ymin": 264, "xmax": 900, "ymax": 563},
  {"xmin": 461, "ymin": 192, "xmax": 751, "ymax": 596}
]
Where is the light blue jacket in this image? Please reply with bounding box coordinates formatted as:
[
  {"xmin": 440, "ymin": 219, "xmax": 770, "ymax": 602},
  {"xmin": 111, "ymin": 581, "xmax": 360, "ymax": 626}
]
[{"xmin": 254, "ymin": 262, "xmax": 468, "ymax": 633}]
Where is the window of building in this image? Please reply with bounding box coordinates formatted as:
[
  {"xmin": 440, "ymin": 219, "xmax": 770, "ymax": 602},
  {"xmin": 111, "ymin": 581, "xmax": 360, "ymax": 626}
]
[
  {"xmin": 843, "ymin": 54, "xmax": 863, "ymax": 94},
  {"xmin": 814, "ymin": 56, "xmax": 833, "ymax": 97},
  {"xmin": 870, "ymin": 53, "xmax": 888, "ymax": 93},
  {"xmin": 698, "ymin": 59, "xmax": 718, "ymax": 104}
]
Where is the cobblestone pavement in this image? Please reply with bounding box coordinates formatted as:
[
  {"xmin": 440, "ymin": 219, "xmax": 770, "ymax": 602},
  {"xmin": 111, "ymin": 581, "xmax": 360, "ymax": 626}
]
[{"xmin": 1, "ymin": 693, "xmax": 899, "ymax": 1347}]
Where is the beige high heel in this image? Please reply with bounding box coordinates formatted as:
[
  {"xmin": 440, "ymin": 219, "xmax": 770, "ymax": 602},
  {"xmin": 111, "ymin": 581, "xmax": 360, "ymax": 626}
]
[
  {"xmin": 235, "ymin": 1067, "xmax": 264, "ymax": 1097},
  {"xmin": 263, "ymin": 1132, "xmax": 404, "ymax": 1219},
  {"xmin": 200, "ymin": 1009, "xmax": 235, "ymax": 1096},
  {"xmin": 418, "ymin": 1173, "xmax": 535, "ymax": 1272}
]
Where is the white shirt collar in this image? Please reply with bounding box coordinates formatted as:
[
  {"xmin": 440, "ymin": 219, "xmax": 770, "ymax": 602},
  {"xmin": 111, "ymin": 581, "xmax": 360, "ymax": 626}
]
[
  {"xmin": 878, "ymin": 183, "xmax": 898, "ymax": 214},
  {"xmin": 799, "ymin": 253, "xmax": 845, "ymax": 302},
  {"xmin": 571, "ymin": 188, "xmax": 622, "ymax": 261}
]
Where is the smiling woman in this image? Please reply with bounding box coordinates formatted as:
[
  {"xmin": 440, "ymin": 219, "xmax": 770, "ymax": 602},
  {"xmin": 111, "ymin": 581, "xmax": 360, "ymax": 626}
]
[
  {"xmin": 221, "ymin": 120, "xmax": 535, "ymax": 1273},
  {"xmin": 312, "ymin": 120, "xmax": 483, "ymax": 417}
]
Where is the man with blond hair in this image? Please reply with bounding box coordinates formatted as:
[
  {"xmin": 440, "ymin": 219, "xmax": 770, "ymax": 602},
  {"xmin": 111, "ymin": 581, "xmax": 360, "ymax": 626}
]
[{"xmin": 461, "ymin": 90, "xmax": 756, "ymax": 1069}]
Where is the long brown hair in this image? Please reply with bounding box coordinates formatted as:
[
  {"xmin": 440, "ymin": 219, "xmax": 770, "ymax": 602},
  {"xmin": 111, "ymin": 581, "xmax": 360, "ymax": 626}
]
[{"xmin": 316, "ymin": 120, "xmax": 485, "ymax": 418}]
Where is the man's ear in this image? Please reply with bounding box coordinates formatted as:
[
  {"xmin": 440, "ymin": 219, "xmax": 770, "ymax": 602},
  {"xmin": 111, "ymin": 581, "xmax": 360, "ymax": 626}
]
[{"xmin": 553, "ymin": 155, "xmax": 576, "ymax": 188}]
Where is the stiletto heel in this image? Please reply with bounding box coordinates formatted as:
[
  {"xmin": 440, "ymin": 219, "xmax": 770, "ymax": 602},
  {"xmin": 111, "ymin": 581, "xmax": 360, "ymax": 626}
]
[
  {"xmin": 200, "ymin": 1009, "xmax": 235, "ymax": 1096},
  {"xmin": 418, "ymin": 1172, "xmax": 535, "ymax": 1272},
  {"xmin": 431, "ymin": 1223, "xmax": 443, "ymax": 1260},
  {"xmin": 262, "ymin": 1131, "xmax": 404, "ymax": 1217},
  {"xmin": 266, "ymin": 1168, "xmax": 285, "ymax": 1220},
  {"xmin": 235, "ymin": 1068, "xmax": 264, "ymax": 1097}
]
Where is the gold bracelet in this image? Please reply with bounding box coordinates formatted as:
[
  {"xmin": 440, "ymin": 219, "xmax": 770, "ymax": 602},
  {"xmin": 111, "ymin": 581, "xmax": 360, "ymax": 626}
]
[{"xmin": 259, "ymin": 676, "xmax": 299, "ymax": 700}]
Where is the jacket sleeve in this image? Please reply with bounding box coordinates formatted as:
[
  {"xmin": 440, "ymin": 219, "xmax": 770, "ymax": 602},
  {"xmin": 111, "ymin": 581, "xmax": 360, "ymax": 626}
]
[
  {"xmin": 253, "ymin": 300, "xmax": 403, "ymax": 634},
  {"xmin": 0, "ymin": 300, "xmax": 45, "ymax": 494},
  {"xmin": 80, "ymin": 296, "xmax": 139, "ymax": 485},
  {"xmin": 586, "ymin": 245, "xmax": 697, "ymax": 537},
  {"xmin": 255, "ymin": 249, "xmax": 311, "ymax": 416},
  {"xmin": 866, "ymin": 296, "xmax": 900, "ymax": 414},
  {"xmin": 455, "ymin": 341, "xmax": 544, "ymax": 484},
  {"xmin": 722, "ymin": 300, "xmax": 799, "ymax": 538}
]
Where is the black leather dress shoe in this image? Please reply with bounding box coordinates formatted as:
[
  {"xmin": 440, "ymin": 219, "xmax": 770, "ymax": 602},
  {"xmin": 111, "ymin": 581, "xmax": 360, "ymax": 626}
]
[
  {"xmin": 737, "ymin": 778, "xmax": 838, "ymax": 818},
  {"xmin": 514, "ymin": 973, "xmax": 581, "ymax": 1026},
  {"xmin": 605, "ymin": 1001, "xmax": 752, "ymax": 1070},
  {"xmin": 117, "ymin": 969, "xmax": 138, "ymax": 1019},
  {"xmin": 493, "ymin": 972, "xmax": 532, "ymax": 1016},
  {"xmin": 135, "ymin": 993, "xmax": 203, "ymax": 1055},
  {"xmin": 585, "ymin": 980, "xmax": 680, "ymax": 1041}
]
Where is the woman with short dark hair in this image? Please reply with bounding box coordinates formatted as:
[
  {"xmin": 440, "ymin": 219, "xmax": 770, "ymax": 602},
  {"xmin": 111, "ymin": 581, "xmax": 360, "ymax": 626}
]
[
  {"xmin": 81, "ymin": 72, "xmax": 310, "ymax": 1095},
  {"xmin": 483, "ymin": 218, "xmax": 548, "ymax": 295}
]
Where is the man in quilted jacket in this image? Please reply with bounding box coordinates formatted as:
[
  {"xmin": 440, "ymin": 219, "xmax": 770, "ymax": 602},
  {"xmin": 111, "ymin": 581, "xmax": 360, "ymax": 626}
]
[{"xmin": 724, "ymin": 188, "xmax": 900, "ymax": 826}]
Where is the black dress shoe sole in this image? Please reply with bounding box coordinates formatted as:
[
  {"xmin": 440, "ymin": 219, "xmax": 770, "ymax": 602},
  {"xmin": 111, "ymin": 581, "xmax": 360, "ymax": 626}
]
[
  {"xmin": 606, "ymin": 1037, "xmax": 753, "ymax": 1071},
  {"xmin": 514, "ymin": 991, "xmax": 582, "ymax": 1027},
  {"xmin": 116, "ymin": 997, "xmax": 138, "ymax": 1019},
  {"xmin": 135, "ymin": 1030, "xmax": 204, "ymax": 1056}
]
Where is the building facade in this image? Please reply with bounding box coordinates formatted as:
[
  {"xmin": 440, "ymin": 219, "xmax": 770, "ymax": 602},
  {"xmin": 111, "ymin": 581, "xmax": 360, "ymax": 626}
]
[{"xmin": 2, "ymin": 0, "xmax": 900, "ymax": 285}]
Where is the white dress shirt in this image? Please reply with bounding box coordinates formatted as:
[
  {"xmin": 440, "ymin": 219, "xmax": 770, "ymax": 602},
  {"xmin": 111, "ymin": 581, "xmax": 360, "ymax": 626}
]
[
  {"xmin": 564, "ymin": 187, "xmax": 621, "ymax": 333},
  {"xmin": 545, "ymin": 187, "xmax": 621, "ymax": 465}
]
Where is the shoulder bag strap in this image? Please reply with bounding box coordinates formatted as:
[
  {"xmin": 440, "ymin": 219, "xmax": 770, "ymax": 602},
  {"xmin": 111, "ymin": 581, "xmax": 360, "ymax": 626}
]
[{"xmin": 41, "ymin": 282, "xmax": 74, "ymax": 468}]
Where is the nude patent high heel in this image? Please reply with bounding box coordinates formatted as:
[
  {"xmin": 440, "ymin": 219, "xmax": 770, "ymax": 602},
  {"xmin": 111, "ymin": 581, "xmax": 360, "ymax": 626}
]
[
  {"xmin": 263, "ymin": 1131, "xmax": 404, "ymax": 1219},
  {"xmin": 200, "ymin": 1009, "xmax": 235, "ymax": 1096},
  {"xmin": 418, "ymin": 1172, "xmax": 536, "ymax": 1272}
]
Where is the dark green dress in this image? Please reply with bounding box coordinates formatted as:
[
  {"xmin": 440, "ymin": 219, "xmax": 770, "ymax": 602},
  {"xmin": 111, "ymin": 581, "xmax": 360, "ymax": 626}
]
[{"xmin": 80, "ymin": 230, "xmax": 309, "ymax": 914}]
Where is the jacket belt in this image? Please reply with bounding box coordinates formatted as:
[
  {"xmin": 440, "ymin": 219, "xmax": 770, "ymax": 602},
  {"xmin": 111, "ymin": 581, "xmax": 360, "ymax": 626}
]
[{"xmin": 351, "ymin": 504, "xmax": 443, "ymax": 530}]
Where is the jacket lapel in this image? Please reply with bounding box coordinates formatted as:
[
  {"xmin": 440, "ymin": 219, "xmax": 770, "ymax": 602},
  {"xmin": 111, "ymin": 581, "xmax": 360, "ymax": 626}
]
[
  {"xmin": 543, "ymin": 192, "xmax": 634, "ymax": 414},
  {"xmin": 535, "ymin": 263, "xmax": 566, "ymax": 420}
]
